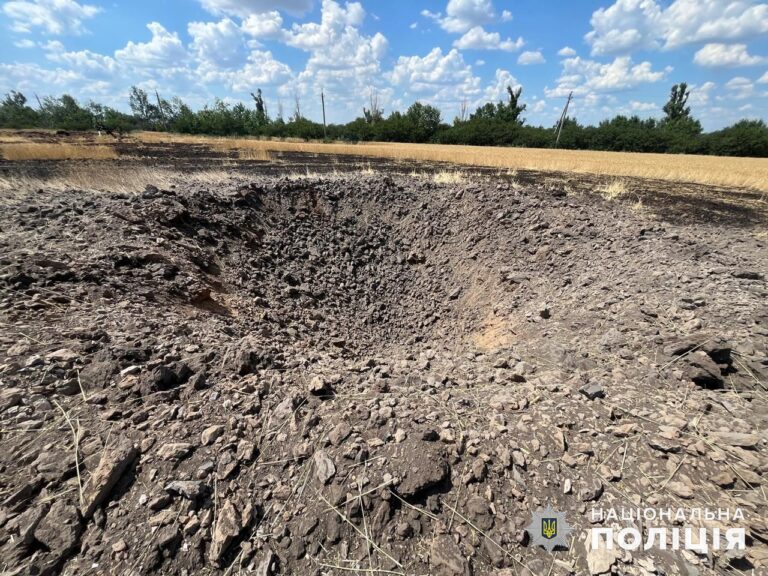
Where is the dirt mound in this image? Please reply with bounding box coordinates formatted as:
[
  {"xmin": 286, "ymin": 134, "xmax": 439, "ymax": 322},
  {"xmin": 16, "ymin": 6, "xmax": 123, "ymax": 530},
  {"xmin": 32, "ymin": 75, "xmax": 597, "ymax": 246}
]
[{"xmin": 0, "ymin": 174, "xmax": 766, "ymax": 575}]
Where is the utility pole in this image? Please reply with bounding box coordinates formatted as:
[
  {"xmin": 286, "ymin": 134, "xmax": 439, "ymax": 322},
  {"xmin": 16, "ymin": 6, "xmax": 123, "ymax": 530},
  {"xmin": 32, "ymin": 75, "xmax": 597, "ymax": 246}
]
[
  {"xmin": 155, "ymin": 90, "xmax": 166, "ymax": 130},
  {"xmin": 321, "ymin": 90, "xmax": 327, "ymax": 139},
  {"xmin": 554, "ymin": 91, "xmax": 573, "ymax": 148}
]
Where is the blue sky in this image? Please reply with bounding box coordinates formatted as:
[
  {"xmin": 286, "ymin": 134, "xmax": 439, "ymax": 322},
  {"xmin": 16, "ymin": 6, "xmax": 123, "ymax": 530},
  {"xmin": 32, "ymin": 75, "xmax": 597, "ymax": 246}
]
[{"xmin": 1, "ymin": 0, "xmax": 767, "ymax": 130}]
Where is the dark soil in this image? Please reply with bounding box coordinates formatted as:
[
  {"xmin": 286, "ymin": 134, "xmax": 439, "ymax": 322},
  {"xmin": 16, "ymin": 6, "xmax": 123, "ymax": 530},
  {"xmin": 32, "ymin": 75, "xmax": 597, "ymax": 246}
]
[{"xmin": 0, "ymin": 137, "xmax": 767, "ymax": 576}]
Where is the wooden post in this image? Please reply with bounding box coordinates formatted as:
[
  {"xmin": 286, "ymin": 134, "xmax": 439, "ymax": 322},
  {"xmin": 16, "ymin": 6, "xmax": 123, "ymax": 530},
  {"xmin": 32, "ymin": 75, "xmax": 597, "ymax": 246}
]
[
  {"xmin": 554, "ymin": 91, "xmax": 573, "ymax": 148},
  {"xmin": 321, "ymin": 90, "xmax": 327, "ymax": 139}
]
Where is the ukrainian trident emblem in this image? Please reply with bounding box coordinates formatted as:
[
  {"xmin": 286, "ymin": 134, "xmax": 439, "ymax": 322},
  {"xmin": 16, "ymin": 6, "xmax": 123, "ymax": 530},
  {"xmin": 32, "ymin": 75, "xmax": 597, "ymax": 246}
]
[{"xmin": 527, "ymin": 505, "xmax": 573, "ymax": 551}]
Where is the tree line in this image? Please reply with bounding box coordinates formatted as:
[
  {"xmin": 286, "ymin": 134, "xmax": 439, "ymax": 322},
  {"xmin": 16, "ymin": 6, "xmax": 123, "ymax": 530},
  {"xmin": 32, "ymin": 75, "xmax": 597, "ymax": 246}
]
[{"xmin": 1, "ymin": 83, "xmax": 766, "ymax": 157}]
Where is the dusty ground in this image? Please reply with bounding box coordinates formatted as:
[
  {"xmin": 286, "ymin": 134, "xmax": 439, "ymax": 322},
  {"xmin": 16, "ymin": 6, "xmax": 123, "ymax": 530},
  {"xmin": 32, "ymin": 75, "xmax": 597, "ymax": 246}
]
[{"xmin": 0, "ymin": 134, "xmax": 767, "ymax": 576}]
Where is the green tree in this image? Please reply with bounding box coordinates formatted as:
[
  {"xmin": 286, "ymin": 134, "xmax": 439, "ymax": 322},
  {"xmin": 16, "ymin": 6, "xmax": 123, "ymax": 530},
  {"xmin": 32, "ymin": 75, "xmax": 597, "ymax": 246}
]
[
  {"xmin": 250, "ymin": 89, "xmax": 269, "ymax": 131},
  {"xmin": 405, "ymin": 102, "xmax": 441, "ymax": 142},
  {"xmin": 663, "ymin": 83, "xmax": 691, "ymax": 122},
  {"xmin": 0, "ymin": 91, "xmax": 39, "ymax": 128}
]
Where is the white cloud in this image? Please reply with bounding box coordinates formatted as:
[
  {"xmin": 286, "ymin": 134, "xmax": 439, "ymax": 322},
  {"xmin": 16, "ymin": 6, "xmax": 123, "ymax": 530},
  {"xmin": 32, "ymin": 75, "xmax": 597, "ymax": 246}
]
[
  {"xmin": 558, "ymin": 46, "xmax": 576, "ymax": 57},
  {"xmin": 390, "ymin": 47, "xmax": 481, "ymax": 106},
  {"xmin": 425, "ymin": 0, "xmax": 511, "ymax": 33},
  {"xmin": 2, "ymin": 0, "xmax": 101, "ymax": 35},
  {"xmin": 482, "ymin": 68, "xmax": 520, "ymax": 102},
  {"xmin": 545, "ymin": 55, "xmax": 669, "ymax": 97},
  {"xmin": 688, "ymin": 81, "xmax": 716, "ymax": 105},
  {"xmin": 518, "ymin": 50, "xmax": 545, "ymax": 65},
  {"xmin": 188, "ymin": 19, "xmax": 244, "ymax": 66},
  {"xmin": 531, "ymin": 99, "xmax": 546, "ymax": 113},
  {"xmin": 585, "ymin": 0, "xmax": 662, "ymax": 55},
  {"xmin": 280, "ymin": 0, "xmax": 388, "ymax": 121},
  {"xmin": 725, "ymin": 76, "xmax": 754, "ymax": 99},
  {"xmin": 47, "ymin": 47, "xmax": 117, "ymax": 78},
  {"xmin": 241, "ymin": 11, "xmax": 284, "ymax": 39},
  {"xmin": 201, "ymin": 49, "xmax": 293, "ymax": 90},
  {"xmin": 629, "ymin": 100, "xmax": 656, "ymax": 111},
  {"xmin": 200, "ymin": 0, "xmax": 312, "ymax": 18},
  {"xmin": 585, "ymin": 0, "xmax": 768, "ymax": 56},
  {"xmin": 453, "ymin": 26, "xmax": 524, "ymax": 51},
  {"xmin": 758, "ymin": 71, "xmax": 768, "ymax": 83},
  {"xmin": 14, "ymin": 38, "xmax": 36, "ymax": 48},
  {"xmin": 114, "ymin": 22, "xmax": 189, "ymax": 69},
  {"xmin": 693, "ymin": 43, "xmax": 766, "ymax": 67}
]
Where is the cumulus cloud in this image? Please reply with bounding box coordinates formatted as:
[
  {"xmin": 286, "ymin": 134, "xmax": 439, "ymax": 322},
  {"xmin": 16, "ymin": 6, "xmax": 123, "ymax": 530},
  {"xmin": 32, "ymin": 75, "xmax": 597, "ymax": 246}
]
[
  {"xmin": 453, "ymin": 26, "xmax": 524, "ymax": 51},
  {"xmin": 278, "ymin": 0, "xmax": 388, "ymax": 121},
  {"xmin": 545, "ymin": 55, "xmax": 669, "ymax": 97},
  {"xmin": 558, "ymin": 46, "xmax": 576, "ymax": 57},
  {"xmin": 481, "ymin": 68, "xmax": 520, "ymax": 102},
  {"xmin": 725, "ymin": 76, "xmax": 755, "ymax": 99},
  {"xmin": 693, "ymin": 43, "xmax": 766, "ymax": 67},
  {"xmin": 199, "ymin": 0, "xmax": 312, "ymax": 18},
  {"xmin": 518, "ymin": 50, "xmax": 545, "ymax": 65},
  {"xmin": 2, "ymin": 0, "xmax": 101, "ymax": 35},
  {"xmin": 585, "ymin": 0, "xmax": 768, "ymax": 56},
  {"xmin": 188, "ymin": 19, "xmax": 245, "ymax": 66},
  {"xmin": 423, "ymin": 0, "xmax": 510, "ymax": 33},
  {"xmin": 241, "ymin": 11, "xmax": 284, "ymax": 39},
  {"xmin": 390, "ymin": 47, "xmax": 481, "ymax": 106},
  {"xmin": 114, "ymin": 22, "xmax": 189, "ymax": 69},
  {"xmin": 758, "ymin": 71, "xmax": 768, "ymax": 83}
]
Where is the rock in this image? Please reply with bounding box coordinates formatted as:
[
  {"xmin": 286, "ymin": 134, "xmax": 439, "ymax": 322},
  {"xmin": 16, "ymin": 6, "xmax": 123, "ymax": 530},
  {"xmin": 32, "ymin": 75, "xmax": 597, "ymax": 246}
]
[
  {"xmin": 647, "ymin": 436, "xmax": 681, "ymax": 453},
  {"xmin": 46, "ymin": 348, "xmax": 79, "ymax": 363},
  {"xmin": 580, "ymin": 479, "xmax": 604, "ymax": 502},
  {"xmin": 201, "ymin": 425, "xmax": 225, "ymax": 446},
  {"xmin": 430, "ymin": 535, "xmax": 471, "ymax": 576},
  {"xmin": 710, "ymin": 470, "xmax": 736, "ymax": 488},
  {"xmin": 0, "ymin": 387, "xmax": 23, "ymax": 412},
  {"xmin": 83, "ymin": 437, "xmax": 139, "ymax": 518},
  {"xmin": 11, "ymin": 504, "xmax": 49, "ymax": 547},
  {"xmin": 586, "ymin": 529, "xmax": 620, "ymax": 575},
  {"xmin": 157, "ymin": 442, "xmax": 194, "ymax": 461},
  {"xmin": 685, "ymin": 351, "xmax": 723, "ymax": 388},
  {"xmin": 209, "ymin": 500, "xmax": 244, "ymax": 564},
  {"xmin": 667, "ymin": 481, "xmax": 694, "ymax": 499},
  {"xmin": 386, "ymin": 440, "xmax": 449, "ymax": 498},
  {"xmin": 709, "ymin": 431, "xmax": 760, "ymax": 448},
  {"xmin": 236, "ymin": 440, "xmax": 256, "ymax": 462},
  {"xmin": 314, "ymin": 450, "xmax": 336, "ymax": 484},
  {"xmin": 33, "ymin": 500, "xmax": 83, "ymax": 571},
  {"xmin": 489, "ymin": 390, "xmax": 519, "ymax": 411},
  {"xmin": 579, "ymin": 382, "xmax": 605, "ymax": 400},
  {"xmin": 328, "ymin": 421, "xmax": 352, "ymax": 445},
  {"xmin": 165, "ymin": 480, "xmax": 207, "ymax": 500},
  {"xmin": 309, "ymin": 375, "xmax": 332, "ymax": 396},
  {"xmin": 253, "ymin": 548, "xmax": 279, "ymax": 576},
  {"xmin": 732, "ymin": 270, "xmax": 763, "ymax": 280}
]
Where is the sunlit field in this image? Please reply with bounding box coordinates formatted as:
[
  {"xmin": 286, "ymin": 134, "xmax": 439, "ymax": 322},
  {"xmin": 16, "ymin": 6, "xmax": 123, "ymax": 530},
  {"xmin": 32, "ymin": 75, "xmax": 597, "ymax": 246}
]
[{"xmin": 133, "ymin": 131, "xmax": 768, "ymax": 192}]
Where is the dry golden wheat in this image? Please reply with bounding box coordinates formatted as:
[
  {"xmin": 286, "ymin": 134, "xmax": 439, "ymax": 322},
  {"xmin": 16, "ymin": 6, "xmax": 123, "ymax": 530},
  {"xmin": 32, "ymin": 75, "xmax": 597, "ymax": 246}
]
[
  {"xmin": 0, "ymin": 143, "xmax": 118, "ymax": 161},
  {"xmin": 133, "ymin": 132, "xmax": 768, "ymax": 192}
]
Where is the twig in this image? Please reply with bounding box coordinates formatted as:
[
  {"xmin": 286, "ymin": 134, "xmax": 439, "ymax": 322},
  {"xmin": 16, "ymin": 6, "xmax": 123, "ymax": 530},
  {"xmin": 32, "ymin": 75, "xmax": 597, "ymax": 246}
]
[{"xmin": 53, "ymin": 401, "xmax": 84, "ymax": 509}]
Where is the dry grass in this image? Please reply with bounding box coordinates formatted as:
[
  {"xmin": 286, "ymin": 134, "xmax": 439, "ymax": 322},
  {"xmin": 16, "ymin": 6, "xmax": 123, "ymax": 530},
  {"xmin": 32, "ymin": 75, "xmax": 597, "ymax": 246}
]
[
  {"xmin": 598, "ymin": 178, "xmax": 629, "ymax": 200},
  {"xmin": 133, "ymin": 131, "xmax": 768, "ymax": 192},
  {"xmin": 433, "ymin": 170, "xmax": 467, "ymax": 184},
  {"xmin": 0, "ymin": 143, "xmax": 118, "ymax": 161},
  {"xmin": 0, "ymin": 165, "xmax": 232, "ymax": 195}
]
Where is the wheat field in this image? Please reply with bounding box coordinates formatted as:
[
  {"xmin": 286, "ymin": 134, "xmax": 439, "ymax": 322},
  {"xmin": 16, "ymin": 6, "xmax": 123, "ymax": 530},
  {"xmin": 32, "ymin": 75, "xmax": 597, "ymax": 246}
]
[
  {"xmin": 1, "ymin": 130, "xmax": 767, "ymax": 191},
  {"xmin": 133, "ymin": 132, "xmax": 768, "ymax": 192},
  {"xmin": 0, "ymin": 142, "xmax": 118, "ymax": 160}
]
